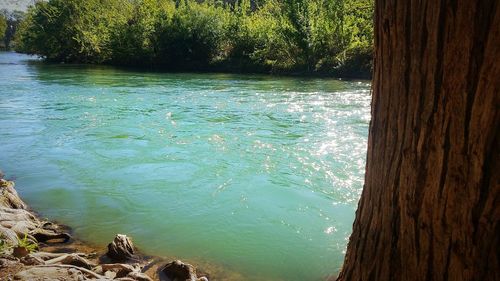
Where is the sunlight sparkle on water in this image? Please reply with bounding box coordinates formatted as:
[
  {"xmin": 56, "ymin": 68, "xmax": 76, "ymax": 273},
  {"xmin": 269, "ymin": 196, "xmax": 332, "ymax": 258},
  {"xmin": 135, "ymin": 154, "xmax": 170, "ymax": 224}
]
[{"xmin": 0, "ymin": 52, "xmax": 371, "ymax": 281}]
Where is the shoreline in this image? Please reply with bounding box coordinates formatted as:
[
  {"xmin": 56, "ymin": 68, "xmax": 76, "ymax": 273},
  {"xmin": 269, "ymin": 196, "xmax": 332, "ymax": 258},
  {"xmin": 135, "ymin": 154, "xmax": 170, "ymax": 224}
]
[
  {"xmin": 2, "ymin": 50, "xmax": 371, "ymax": 81},
  {"xmin": 0, "ymin": 172, "xmax": 211, "ymax": 281}
]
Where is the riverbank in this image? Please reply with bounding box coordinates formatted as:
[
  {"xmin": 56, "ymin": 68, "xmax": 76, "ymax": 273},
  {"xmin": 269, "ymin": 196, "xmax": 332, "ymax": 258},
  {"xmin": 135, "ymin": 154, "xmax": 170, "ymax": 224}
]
[
  {"xmin": 0, "ymin": 172, "xmax": 210, "ymax": 281},
  {"xmin": 20, "ymin": 54, "xmax": 371, "ymax": 80},
  {"xmin": 15, "ymin": 0, "xmax": 373, "ymax": 81}
]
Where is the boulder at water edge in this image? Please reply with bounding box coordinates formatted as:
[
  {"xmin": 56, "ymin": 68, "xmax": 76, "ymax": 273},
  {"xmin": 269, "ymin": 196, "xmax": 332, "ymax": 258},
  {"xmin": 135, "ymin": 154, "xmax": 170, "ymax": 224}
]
[{"xmin": 107, "ymin": 234, "xmax": 136, "ymax": 261}]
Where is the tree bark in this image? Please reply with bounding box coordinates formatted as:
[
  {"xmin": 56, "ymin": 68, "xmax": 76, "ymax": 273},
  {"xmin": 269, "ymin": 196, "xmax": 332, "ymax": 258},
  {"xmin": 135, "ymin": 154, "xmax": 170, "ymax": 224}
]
[{"xmin": 337, "ymin": 1, "xmax": 499, "ymax": 281}]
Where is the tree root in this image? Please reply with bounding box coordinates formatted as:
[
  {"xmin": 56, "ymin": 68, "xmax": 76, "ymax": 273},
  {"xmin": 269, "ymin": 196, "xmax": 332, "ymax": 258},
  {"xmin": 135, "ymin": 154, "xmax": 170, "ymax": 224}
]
[
  {"xmin": 44, "ymin": 253, "xmax": 96, "ymax": 269},
  {"xmin": 34, "ymin": 264, "xmax": 105, "ymax": 279}
]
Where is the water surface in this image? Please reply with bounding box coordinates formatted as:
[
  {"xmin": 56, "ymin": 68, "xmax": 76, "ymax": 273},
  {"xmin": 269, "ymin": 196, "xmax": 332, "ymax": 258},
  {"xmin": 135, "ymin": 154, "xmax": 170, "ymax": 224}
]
[{"xmin": 0, "ymin": 52, "xmax": 371, "ymax": 280}]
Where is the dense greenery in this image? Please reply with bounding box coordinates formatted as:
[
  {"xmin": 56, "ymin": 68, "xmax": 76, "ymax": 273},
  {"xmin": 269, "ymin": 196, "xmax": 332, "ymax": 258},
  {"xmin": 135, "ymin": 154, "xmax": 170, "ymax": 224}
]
[
  {"xmin": 1, "ymin": 10, "xmax": 25, "ymax": 50},
  {"xmin": 16, "ymin": 0, "xmax": 373, "ymax": 77},
  {"xmin": 0, "ymin": 15, "xmax": 6, "ymax": 43}
]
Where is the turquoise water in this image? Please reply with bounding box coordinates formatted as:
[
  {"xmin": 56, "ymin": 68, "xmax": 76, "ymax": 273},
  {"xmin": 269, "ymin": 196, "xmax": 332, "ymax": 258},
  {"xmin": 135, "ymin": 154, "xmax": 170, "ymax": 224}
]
[{"xmin": 0, "ymin": 52, "xmax": 370, "ymax": 280}]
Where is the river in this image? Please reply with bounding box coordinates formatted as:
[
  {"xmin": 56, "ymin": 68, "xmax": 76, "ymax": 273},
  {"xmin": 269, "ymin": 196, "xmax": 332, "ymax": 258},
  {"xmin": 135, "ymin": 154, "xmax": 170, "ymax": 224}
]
[{"xmin": 0, "ymin": 52, "xmax": 371, "ymax": 280}]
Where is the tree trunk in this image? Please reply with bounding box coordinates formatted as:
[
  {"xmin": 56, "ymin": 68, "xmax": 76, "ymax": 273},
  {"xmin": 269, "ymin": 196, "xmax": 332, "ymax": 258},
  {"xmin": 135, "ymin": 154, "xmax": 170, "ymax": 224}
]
[{"xmin": 337, "ymin": 1, "xmax": 499, "ymax": 281}]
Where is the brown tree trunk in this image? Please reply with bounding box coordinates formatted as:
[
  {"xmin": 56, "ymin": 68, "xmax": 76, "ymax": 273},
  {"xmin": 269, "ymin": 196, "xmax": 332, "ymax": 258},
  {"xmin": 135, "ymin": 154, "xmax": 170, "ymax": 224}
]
[{"xmin": 337, "ymin": 1, "xmax": 499, "ymax": 281}]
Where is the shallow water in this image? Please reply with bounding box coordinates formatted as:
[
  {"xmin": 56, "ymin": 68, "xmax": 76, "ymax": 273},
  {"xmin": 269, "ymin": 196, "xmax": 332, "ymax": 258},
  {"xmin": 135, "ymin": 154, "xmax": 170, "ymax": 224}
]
[{"xmin": 0, "ymin": 52, "xmax": 371, "ymax": 281}]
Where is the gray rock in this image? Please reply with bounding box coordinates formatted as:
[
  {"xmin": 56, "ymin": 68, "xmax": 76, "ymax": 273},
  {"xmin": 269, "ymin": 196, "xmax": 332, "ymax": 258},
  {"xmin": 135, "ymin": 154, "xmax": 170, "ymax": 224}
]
[
  {"xmin": 14, "ymin": 266, "xmax": 87, "ymax": 281},
  {"xmin": 107, "ymin": 234, "xmax": 136, "ymax": 261}
]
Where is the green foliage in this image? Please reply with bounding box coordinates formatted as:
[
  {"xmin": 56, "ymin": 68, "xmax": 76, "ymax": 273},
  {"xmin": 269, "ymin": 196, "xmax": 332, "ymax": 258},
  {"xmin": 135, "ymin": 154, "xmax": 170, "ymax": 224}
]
[
  {"xmin": 153, "ymin": 0, "xmax": 228, "ymax": 69},
  {"xmin": 17, "ymin": 0, "xmax": 128, "ymax": 62},
  {"xmin": 0, "ymin": 14, "xmax": 6, "ymax": 43},
  {"xmin": 221, "ymin": 0, "xmax": 281, "ymax": 71},
  {"xmin": 109, "ymin": 0, "xmax": 159, "ymax": 66},
  {"xmin": 0, "ymin": 238, "xmax": 10, "ymax": 253},
  {"xmin": 338, "ymin": 0, "xmax": 373, "ymax": 77},
  {"xmin": 16, "ymin": 0, "xmax": 374, "ymax": 77},
  {"xmin": 17, "ymin": 233, "xmax": 37, "ymax": 253},
  {"xmin": 1, "ymin": 10, "xmax": 25, "ymax": 49}
]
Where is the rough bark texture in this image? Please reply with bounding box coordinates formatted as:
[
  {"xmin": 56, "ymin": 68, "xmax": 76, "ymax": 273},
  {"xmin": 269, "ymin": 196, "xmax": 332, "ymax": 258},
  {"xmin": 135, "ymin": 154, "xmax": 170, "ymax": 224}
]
[{"xmin": 338, "ymin": 1, "xmax": 499, "ymax": 281}]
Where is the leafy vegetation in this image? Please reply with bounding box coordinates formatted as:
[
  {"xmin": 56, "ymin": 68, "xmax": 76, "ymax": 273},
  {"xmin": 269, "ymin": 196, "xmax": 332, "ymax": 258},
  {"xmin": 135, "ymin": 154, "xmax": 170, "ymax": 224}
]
[
  {"xmin": 1, "ymin": 9, "xmax": 26, "ymax": 50},
  {"xmin": 0, "ymin": 14, "xmax": 6, "ymax": 43},
  {"xmin": 17, "ymin": 233, "xmax": 38, "ymax": 253},
  {"xmin": 16, "ymin": 0, "xmax": 373, "ymax": 77},
  {"xmin": 0, "ymin": 238, "xmax": 10, "ymax": 253}
]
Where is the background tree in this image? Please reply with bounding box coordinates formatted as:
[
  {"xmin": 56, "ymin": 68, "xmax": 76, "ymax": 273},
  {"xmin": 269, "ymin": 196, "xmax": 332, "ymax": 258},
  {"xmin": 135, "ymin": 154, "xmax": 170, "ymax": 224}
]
[
  {"xmin": 16, "ymin": 0, "xmax": 374, "ymax": 77},
  {"xmin": 16, "ymin": 0, "xmax": 126, "ymax": 63},
  {"xmin": 1, "ymin": 10, "xmax": 25, "ymax": 50},
  {"xmin": 337, "ymin": 1, "xmax": 499, "ymax": 280},
  {"xmin": 338, "ymin": 0, "xmax": 373, "ymax": 77},
  {"xmin": 153, "ymin": 0, "xmax": 227, "ymax": 69},
  {"xmin": 0, "ymin": 14, "xmax": 6, "ymax": 47},
  {"xmin": 109, "ymin": 0, "xmax": 169, "ymax": 66}
]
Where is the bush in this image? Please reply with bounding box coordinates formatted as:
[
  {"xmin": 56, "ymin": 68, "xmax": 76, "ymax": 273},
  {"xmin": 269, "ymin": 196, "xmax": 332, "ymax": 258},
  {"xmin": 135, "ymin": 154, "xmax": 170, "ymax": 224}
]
[
  {"xmin": 17, "ymin": 0, "xmax": 127, "ymax": 63},
  {"xmin": 109, "ymin": 0, "xmax": 163, "ymax": 66},
  {"xmin": 0, "ymin": 14, "xmax": 6, "ymax": 43},
  {"xmin": 153, "ymin": 0, "xmax": 227, "ymax": 69},
  {"xmin": 16, "ymin": 0, "xmax": 374, "ymax": 77}
]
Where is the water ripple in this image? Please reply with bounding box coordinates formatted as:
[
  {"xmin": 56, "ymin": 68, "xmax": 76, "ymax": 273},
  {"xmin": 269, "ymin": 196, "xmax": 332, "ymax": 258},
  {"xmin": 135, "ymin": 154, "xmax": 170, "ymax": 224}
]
[{"xmin": 0, "ymin": 52, "xmax": 371, "ymax": 281}]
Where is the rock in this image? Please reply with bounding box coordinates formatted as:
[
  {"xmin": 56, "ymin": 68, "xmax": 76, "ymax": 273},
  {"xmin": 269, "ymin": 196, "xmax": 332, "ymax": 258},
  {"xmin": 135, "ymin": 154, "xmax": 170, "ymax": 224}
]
[
  {"xmin": 1, "ymin": 178, "xmax": 159, "ymax": 281},
  {"xmin": 31, "ymin": 228, "xmax": 71, "ymax": 243},
  {"xmin": 101, "ymin": 263, "xmax": 137, "ymax": 277},
  {"xmin": 105, "ymin": 270, "xmax": 117, "ymax": 279},
  {"xmin": 20, "ymin": 254, "xmax": 45, "ymax": 266},
  {"xmin": 44, "ymin": 253, "xmax": 96, "ymax": 269},
  {"xmin": 0, "ymin": 224, "xmax": 19, "ymax": 245},
  {"xmin": 127, "ymin": 271, "xmax": 154, "ymax": 281},
  {"xmin": 0, "ymin": 207, "xmax": 38, "ymax": 232},
  {"xmin": 12, "ymin": 246, "xmax": 30, "ymax": 258},
  {"xmin": 95, "ymin": 263, "xmax": 152, "ymax": 281},
  {"xmin": 31, "ymin": 251, "xmax": 90, "ymax": 261},
  {"xmin": 0, "ymin": 180, "xmax": 26, "ymax": 209},
  {"xmin": 14, "ymin": 266, "xmax": 87, "ymax": 281},
  {"xmin": 15, "ymin": 264, "xmax": 112, "ymax": 280},
  {"xmin": 0, "ymin": 256, "xmax": 20, "ymax": 268},
  {"xmin": 92, "ymin": 264, "xmax": 104, "ymax": 275},
  {"xmin": 0, "ymin": 187, "xmax": 70, "ymax": 246},
  {"xmin": 107, "ymin": 234, "xmax": 136, "ymax": 261},
  {"xmin": 161, "ymin": 260, "xmax": 198, "ymax": 281}
]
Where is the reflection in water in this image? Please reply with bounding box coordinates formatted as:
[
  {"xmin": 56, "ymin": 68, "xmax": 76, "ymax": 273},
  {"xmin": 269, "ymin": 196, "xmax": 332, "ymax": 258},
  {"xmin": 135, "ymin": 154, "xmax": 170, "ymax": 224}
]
[{"xmin": 0, "ymin": 52, "xmax": 371, "ymax": 281}]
